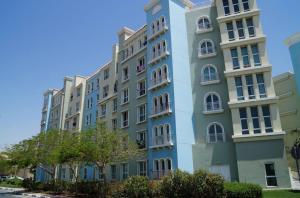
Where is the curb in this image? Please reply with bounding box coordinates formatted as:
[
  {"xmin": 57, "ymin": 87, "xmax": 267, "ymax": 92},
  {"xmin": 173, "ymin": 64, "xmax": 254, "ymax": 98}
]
[{"xmin": 22, "ymin": 193, "xmax": 52, "ymax": 198}]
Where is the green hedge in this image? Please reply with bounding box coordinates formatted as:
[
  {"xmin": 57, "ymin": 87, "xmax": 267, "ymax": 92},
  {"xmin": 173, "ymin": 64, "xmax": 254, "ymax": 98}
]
[{"xmin": 224, "ymin": 182, "xmax": 262, "ymax": 198}]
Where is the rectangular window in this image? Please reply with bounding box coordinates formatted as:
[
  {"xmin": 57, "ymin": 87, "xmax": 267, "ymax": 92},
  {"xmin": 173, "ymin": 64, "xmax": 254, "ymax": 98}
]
[
  {"xmin": 113, "ymin": 98, "xmax": 118, "ymax": 112},
  {"xmin": 251, "ymin": 106, "xmax": 261, "ymax": 134},
  {"xmin": 137, "ymin": 57, "xmax": 146, "ymax": 73},
  {"xmin": 246, "ymin": 18, "xmax": 255, "ymax": 37},
  {"xmin": 103, "ymin": 85, "xmax": 109, "ymax": 98},
  {"xmin": 122, "ymin": 67, "xmax": 129, "ymax": 82},
  {"xmin": 137, "ymin": 80, "xmax": 146, "ymax": 97},
  {"xmin": 235, "ymin": 77, "xmax": 244, "ymax": 100},
  {"xmin": 223, "ymin": 0, "xmax": 230, "ymax": 15},
  {"xmin": 122, "ymin": 111, "xmax": 129, "ymax": 128},
  {"xmin": 104, "ymin": 68, "xmax": 109, "ymax": 80},
  {"xmin": 122, "ymin": 88, "xmax": 129, "ymax": 104},
  {"xmin": 242, "ymin": 0, "xmax": 250, "ymax": 11},
  {"xmin": 91, "ymin": 82, "xmax": 94, "ymax": 92},
  {"xmin": 246, "ymin": 75, "xmax": 255, "ymax": 99},
  {"xmin": 76, "ymin": 102, "xmax": 80, "ymax": 112},
  {"xmin": 121, "ymin": 163, "xmax": 129, "ymax": 180},
  {"xmin": 101, "ymin": 104, "xmax": 106, "ymax": 117},
  {"xmin": 265, "ymin": 163, "xmax": 278, "ymax": 187},
  {"xmin": 137, "ymin": 104, "xmax": 146, "ymax": 123},
  {"xmin": 262, "ymin": 105, "xmax": 273, "ymax": 133},
  {"xmin": 112, "ymin": 119, "xmax": 117, "ymax": 130},
  {"xmin": 76, "ymin": 87, "xmax": 81, "ymax": 97},
  {"xmin": 138, "ymin": 161, "xmax": 147, "ymax": 176},
  {"xmin": 232, "ymin": 0, "xmax": 240, "ymax": 13},
  {"xmin": 256, "ymin": 74, "xmax": 267, "ymax": 98},
  {"xmin": 241, "ymin": 46, "xmax": 250, "ymax": 67},
  {"xmin": 226, "ymin": 22, "xmax": 235, "ymax": 41},
  {"xmin": 236, "ymin": 20, "xmax": 245, "ymax": 39},
  {"xmin": 231, "ymin": 48, "xmax": 240, "ymax": 69},
  {"xmin": 137, "ymin": 131, "xmax": 146, "ymax": 149},
  {"xmin": 239, "ymin": 108, "xmax": 249, "ymax": 134},
  {"xmin": 111, "ymin": 165, "xmax": 116, "ymax": 180},
  {"xmin": 251, "ymin": 44, "xmax": 261, "ymax": 66}
]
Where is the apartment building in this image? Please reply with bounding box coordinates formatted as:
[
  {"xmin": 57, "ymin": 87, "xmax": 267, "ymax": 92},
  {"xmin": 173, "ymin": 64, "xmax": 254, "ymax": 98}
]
[{"xmin": 40, "ymin": 0, "xmax": 290, "ymax": 188}]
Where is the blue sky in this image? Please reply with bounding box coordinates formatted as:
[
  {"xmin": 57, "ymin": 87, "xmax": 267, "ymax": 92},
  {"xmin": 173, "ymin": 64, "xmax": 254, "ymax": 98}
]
[{"xmin": 0, "ymin": 0, "xmax": 299, "ymax": 150}]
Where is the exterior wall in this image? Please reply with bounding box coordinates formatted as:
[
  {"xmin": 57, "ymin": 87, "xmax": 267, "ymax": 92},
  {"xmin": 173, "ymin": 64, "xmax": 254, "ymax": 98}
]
[
  {"xmin": 186, "ymin": 4, "xmax": 238, "ymax": 181},
  {"xmin": 274, "ymin": 72, "xmax": 300, "ymax": 171},
  {"xmin": 285, "ymin": 33, "xmax": 300, "ymax": 94},
  {"xmin": 40, "ymin": 89, "xmax": 57, "ymax": 132}
]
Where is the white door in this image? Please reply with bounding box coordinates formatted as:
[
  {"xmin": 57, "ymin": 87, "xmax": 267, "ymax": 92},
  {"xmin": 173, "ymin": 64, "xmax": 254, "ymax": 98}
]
[{"xmin": 209, "ymin": 165, "xmax": 231, "ymax": 181}]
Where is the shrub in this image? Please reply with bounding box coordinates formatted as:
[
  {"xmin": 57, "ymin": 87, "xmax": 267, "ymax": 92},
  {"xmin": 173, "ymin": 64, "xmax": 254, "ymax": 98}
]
[
  {"xmin": 122, "ymin": 176, "xmax": 150, "ymax": 198},
  {"xmin": 224, "ymin": 182, "xmax": 262, "ymax": 198},
  {"xmin": 193, "ymin": 170, "xmax": 225, "ymax": 198},
  {"xmin": 160, "ymin": 170, "xmax": 194, "ymax": 198}
]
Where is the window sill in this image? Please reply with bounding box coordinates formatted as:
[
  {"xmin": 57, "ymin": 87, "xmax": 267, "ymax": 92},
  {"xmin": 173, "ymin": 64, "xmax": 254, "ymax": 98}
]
[
  {"xmin": 121, "ymin": 101, "xmax": 129, "ymax": 106},
  {"xmin": 121, "ymin": 125, "xmax": 129, "ymax": 129},
  {"xmin": 136, "ymin": 69, "xmax": 146, "ymax": 76},
  {"xmin": 136, "ymin": 94, "xmax": 147, "ymax": 99},
  {"xmin": 150, "ymin": 109, "xmax": 172, "ymax": 119},
  {"xmin": 148, "ymin": 51, "xmax": 170, "ymax": 65},
  {"xmin": 122, "ymin": 79, "xmax": 130, "ymax": 84},
  {"xmin": 196, "ymin": 28, "xmax": 213, "ymax": 34},
  {"xmin": 148, "ymin": 78, "xmax": 171, "ymax": 91},
  {"xmin": 136, "ymin": 120, "xmax": 147, "ymax": 125},
  {"xmin": 198, "ymin": 52, "xmax": 217, "ymax": 59},
  {"xmin": 150, "ymin": 142, "xmax": 174, "ymax": 149},
  {"xmin": 203, "ymin": 109, "xmax": 224, "ymax": 115},
  {"xmin": 201, "ymin": 79, "xmax": 220, "ymax": 86},
  {"xmin": 149, "ymin": 26, "xmax": 169, "ymax": 41}
]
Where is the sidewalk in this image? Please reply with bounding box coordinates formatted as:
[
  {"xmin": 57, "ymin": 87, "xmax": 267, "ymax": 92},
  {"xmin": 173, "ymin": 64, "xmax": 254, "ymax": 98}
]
[{"xmin": 0, "ymin": 187, "xmax": 69, "ymax": 198}]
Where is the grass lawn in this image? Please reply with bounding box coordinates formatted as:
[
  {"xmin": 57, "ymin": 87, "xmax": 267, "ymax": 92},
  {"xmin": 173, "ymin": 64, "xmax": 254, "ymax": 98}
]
[{"xmin": 263, "ymin": 190, "xmax": 300, "ymax": 198}]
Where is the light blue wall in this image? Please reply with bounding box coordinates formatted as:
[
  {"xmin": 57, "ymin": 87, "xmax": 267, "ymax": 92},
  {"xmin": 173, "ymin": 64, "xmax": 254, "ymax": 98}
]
[
  {"xmin": 45, "ymin": 93, "xmax": 53, "ymax": 131},
  {"xmin": 289, "ymin": 42, "xmax": 300, "ymax": 95}
]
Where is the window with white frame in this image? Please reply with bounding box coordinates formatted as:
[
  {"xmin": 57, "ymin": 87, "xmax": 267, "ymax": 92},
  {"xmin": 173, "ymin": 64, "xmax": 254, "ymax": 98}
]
[
  {"xmin": 232, "ymin": 0, "xmax": 240, "ymax": 13},
  {"xmin": 122, "ymin": 67, "xmax": 129, "ymax": 82},
  {"xmin": 104, "ymin": 68, "xmax": 109, "ymax": 80},
  {"xmin": 121, "ymin": 163, "xmax": 129, "ymax": 180},
  {"xmin": 231, "ymin": 48, "xmax": 240, "ymax": 70},
  {"xmin": 137, "ymin": 56, "xmax": 146, "ymax": 73},
  {"xmin": 113, "ymin": 98, "xmax": 118, "ymax": 112},
  {"xmin": 153, "ymin": 158, "xmax": 172, "ymax": 179},
  {"xmin": 242, "ymin": 0, "xmax": 250, "ymax": 11},
  {"xmin": 100, "ymin": 104, "xmax": 106, "ymax": 117},
  {"xmin": 204, "ymin": 92, "xmax": 222, "ymax": 112},
  {"xmin": 226, "ymin": 22, "xmax": 235, "ymax": 41},
  {"xmin": 136, "ymin": 130, "xmax": 146, "ymax": 149},
  {"xmin": 152, "ymin": 65, "xmax": 168, "ymax": 87},
  {"xmin": 262, "ymin": 105, "xmax": 273, "ymax": 133},
  {"xmin": 251, "ymin": 44, "xmax": 261, "ymax": 66},
  {"xmin": 256, "ymin": 74, "xmax": 267, "ymax": 98},
  {"xmin": 122, "ymin": 88, "xmax": 129, "ymax": 104},
  {"xmin": 235, "ymin": 76, "xmax": 244, "ymax": 100},
  {"xmin": 197, "ymin": 16, "xmax": 212, "ymax": 32},
  {"xmin": 137, "ymin": 161, "xmax": 147, "ymax": 176},
  {"xmin": 223, "ymin": 0, "xmax": 230, "ymax": 15},
  {"xmin": 103, "ymin": 85, "xmax": 109, "ymax": 98},
  {"xmin": 239, "ymin": 108, "xmax": 249, "ymax": 134},
  {"xmin": 207, "ymin": 122, "xmax": 225, "ymax": 143},
  {"xmin": 137, "ymin": 80, "xmax": 146, "ymax": 97},
  {"xmin": 251, "ymin": 106, "xmax": 261, "ymax": 134},
  {"xmin": 111, "ymin": 165, "xmax": 116, "ymax": 180},
  {"xmin": 153, "ymin": 124, "xmax": 171, "ymax": 146},
  {"xmin": 112, "ymin": 119, "xmax": 117, "ymax": 130},
  {"xmin": 202, "ymin": 64, "xmax": 218, "ymax": 83},
  {"xmin": 199, "ymin": 39, "xmax": 215, "ymax": 57},
  {"xmin": 236, "ymin": 20, "xmax": 245, "ymax": 39},
  {"xmin": 121, "ymin": 111, "xmax": 129, "ymax": 128},
  {"xmin": 246, "ymin": 18, "xmax": 255, "ymax": 37},
  {"xmin": 241, "ymin": 46, "xmax": 250, "ymax": 67},
  {"xmin": 246, "ymin": 75, "xmax": 255, "ymax": 99},
  {"xmin": 137, "ymin": 104, "xmax": 146, "ymax": 123},
  {"xmin": 265, "ymin": 163, "xmax": 277, "ymax": 187},
  {"xmin": 153, "ymin": 93, "xmax": 170, "ymax": 115}
]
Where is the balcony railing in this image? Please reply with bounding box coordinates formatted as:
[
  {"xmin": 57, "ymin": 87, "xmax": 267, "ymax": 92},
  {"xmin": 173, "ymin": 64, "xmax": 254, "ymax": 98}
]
[
  {"xmin": 152, "ymin": 170, "xmax": 172, "ymax": 180},
  {"xmin": 151, "ymin": 135, "xmax": 173, "ymax": 149},
  {"xmin": 148, "ymin": 50, "xmax": 169, "ymax": 65},
  {"xmin": 149, "ymin": 74, "xmax": 170, "ymax": 90},
  {"xmin": 136, "ymin": 65, "xmax": 146, "ymax": 74},
  {"xmin": 150, "ymin": 102, "xmax": 171, "ymax": 118},
  {"xmin": 149, "ymin": 25, "xmax": 169, "ymax": 41},
  {"xmin": 203, "ymin": 102, "xmax": 224, "ymax": 114}
]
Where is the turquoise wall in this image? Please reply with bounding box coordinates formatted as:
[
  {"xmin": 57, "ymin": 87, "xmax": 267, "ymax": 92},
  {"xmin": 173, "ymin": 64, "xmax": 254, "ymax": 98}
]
[{"xmin": 289, "ymin": 42, "xmax": 300, "ymax": 95}]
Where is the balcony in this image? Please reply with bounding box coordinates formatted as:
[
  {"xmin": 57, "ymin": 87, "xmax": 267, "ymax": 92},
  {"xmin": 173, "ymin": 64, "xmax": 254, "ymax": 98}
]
[
  {"xmin": 203, "ymin": 102, "xmax": 224, "ymax": 115},
  {"xmin": 150, "ymin": 135, "xmax": 173, "ymax": 149},
  {"xmin": 136, "ymin": 89, "xmax": 146, "ymax": 98},
  {"xmin": 148, "ymin": 51, "xmax": 170, "ymax": 65},
  {"xmin": 136, "ymin": 64, "xmax": 146, "ymax": 74},
  {"xmin": 149, "ymin": 74, "xmax": 170, "ymax": 91},
  {"xmin": 149, "ymin": 25, "xmax": 169, "ymax": 41},
  {"xmin": 150, "ymin": 103, "xmax": 172, "ymax": 118}
]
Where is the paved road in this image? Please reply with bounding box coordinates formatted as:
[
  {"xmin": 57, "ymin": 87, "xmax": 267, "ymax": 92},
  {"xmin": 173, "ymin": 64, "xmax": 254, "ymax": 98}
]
[{"xmin": 0, "ymin": 188, "xmax": 30, "ymax": 198}]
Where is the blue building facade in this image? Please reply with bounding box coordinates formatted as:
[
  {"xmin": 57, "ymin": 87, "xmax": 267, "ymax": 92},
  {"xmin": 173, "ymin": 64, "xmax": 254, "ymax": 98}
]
[{"xmin": 286, "ymin": 33, "xmax": 300, "ymax": 95}]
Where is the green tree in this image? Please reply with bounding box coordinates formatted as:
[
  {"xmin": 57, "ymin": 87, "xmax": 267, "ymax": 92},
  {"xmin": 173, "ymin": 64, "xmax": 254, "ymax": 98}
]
[{"xmin": 80, "ymin": 121, "xmax": 142, "ymax": 197}]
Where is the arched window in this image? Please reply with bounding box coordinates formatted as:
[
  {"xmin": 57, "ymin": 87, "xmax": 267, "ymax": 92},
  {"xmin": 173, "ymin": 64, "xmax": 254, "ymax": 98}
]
[
  {"xmin": 161, "ymin": 16, "xmax": 166, "ymax": 27},
  {"xmin": 202, "ymin": 65, "xmax": 218, "ymax": 82},
  {"xmin": 205, "ymin": 92, "xmax": 222, "ymax": 112},
  {"xmin": 199, "ymin": 39, "xmax": 215, "ymax": 57},
  {"xmin": 207, "ymin": 123, "xmax": 225, "ymax": 143},
  {"xmin": 198, "ymin": 16, "xmax": 212, "ymax": 32}
]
